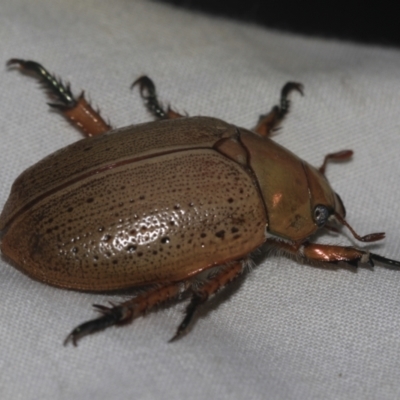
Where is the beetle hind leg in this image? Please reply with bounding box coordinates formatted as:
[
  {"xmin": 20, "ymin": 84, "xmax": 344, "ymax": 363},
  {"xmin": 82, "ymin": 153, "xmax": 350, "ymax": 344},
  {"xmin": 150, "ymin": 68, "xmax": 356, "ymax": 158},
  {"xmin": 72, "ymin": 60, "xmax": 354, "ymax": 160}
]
[
  {"xmin": 64, "ymin": 261, "xmax": 245, "ymax": 345},
  {"xmin": 253, "ymin": 82, "xmax": 303, "ymax": 137},
  {"xmin": 64, "ymin": 282, "xmax": 188, "ymax": 346},
  {"xmin": 132, "ymin": 76, "xmax": 184, "ymax": 120},
  {"xmin": 7, "ymin": 58, "xmax": 111, "ymax": 137}
]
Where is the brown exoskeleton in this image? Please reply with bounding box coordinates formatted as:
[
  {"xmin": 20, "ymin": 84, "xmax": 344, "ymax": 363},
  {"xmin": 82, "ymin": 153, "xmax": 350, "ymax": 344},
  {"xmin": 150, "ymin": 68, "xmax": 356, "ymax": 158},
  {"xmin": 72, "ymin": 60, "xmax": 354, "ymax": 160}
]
[{"xmin": 1, "ymin": 59, "xmax": 399, "ymax": 345}]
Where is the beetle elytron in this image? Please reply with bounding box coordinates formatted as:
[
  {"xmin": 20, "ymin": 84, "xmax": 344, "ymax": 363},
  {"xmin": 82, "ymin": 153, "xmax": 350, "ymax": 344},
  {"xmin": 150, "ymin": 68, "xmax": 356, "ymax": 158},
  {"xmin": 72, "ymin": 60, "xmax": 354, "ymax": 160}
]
[{"xmin": 1, "ymin": 59, "xmax": 399, "ymax": 345}]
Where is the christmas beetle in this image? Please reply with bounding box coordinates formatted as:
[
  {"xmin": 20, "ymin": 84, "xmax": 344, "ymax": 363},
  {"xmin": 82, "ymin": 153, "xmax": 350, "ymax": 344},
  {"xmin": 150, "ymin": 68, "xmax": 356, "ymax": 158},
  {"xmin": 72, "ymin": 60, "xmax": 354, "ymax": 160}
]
[{"xmin": 1, "ymin": 59, "xmax": 399, "ymax": 346}]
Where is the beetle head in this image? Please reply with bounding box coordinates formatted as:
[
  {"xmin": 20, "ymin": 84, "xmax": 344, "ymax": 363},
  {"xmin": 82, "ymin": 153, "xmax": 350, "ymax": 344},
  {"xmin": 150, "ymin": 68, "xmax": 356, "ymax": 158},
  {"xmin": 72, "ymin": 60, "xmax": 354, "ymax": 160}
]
[
  {"xmin": 239, "ymin": 129, "xmax": 384, "ymax": 243},
  {"xmin": 304, "ymin": 161, "xmax": 385, "ymax": 243},
  {"xmin": 239, "ymin": 129, "xmax": 338, "ymax": 241}
]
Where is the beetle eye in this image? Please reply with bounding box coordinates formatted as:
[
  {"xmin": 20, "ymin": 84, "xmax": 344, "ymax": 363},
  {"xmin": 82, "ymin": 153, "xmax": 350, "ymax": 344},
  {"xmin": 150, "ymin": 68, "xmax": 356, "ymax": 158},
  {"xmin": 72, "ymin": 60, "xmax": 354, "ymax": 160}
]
[{"xmin": 313, "ymin": 205, "xmax": 330, "ymax": 227}]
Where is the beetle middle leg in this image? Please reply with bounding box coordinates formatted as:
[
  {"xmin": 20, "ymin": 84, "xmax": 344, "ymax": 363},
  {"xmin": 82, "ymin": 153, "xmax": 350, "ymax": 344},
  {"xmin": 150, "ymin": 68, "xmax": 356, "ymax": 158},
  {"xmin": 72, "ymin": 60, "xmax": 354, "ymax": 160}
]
[
  {"xmin": 170, "ymin": 261, "xmax": 244, "ymax": 341},
  {"xmin": 253, "ymin": 82, "xmax": 303, "ymax": 136},
  {"xmin": 7, "ymin": 59, "xmax": 111, "ymax": 137},
  {"xmin": 132, "ymin": 76, "xmax": 184, "ymax": 120}
]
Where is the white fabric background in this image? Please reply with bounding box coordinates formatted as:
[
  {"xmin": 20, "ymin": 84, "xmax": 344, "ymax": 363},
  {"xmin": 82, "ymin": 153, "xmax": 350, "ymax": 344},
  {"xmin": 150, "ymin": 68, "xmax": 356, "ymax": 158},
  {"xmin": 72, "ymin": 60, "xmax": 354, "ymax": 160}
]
[{"xmin": 1, "ymin": 1, "xmax": 400, "ymax": 399}]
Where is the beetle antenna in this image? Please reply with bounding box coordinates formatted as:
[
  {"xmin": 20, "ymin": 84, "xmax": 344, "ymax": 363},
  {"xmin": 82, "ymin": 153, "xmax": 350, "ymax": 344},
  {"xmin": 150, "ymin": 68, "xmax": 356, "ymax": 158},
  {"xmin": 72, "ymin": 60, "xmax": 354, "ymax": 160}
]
[
  {"xmin": 319, "ymin": 150, "xmax": 353, "ymax": 175},
  {"xmin": 334, "ymin": 212, "xmax": 385, "ymax": 242}
]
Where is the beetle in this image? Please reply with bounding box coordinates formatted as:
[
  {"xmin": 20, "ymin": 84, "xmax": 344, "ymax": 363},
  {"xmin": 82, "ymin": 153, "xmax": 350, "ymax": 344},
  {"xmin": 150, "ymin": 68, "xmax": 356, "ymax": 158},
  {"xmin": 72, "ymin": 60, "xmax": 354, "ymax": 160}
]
[{"xmin": 1, "ymin": 59, "xmax": 399, "ymax": 346}]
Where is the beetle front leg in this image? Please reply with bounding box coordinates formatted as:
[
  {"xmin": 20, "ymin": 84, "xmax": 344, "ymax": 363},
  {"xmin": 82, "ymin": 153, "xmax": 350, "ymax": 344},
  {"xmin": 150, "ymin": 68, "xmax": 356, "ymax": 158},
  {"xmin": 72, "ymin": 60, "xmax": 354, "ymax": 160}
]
[
  {"xmin": 267, "ymin": 239, "xmax": 400, "ymax": 268},
  {"xmin": 252, "ymin": 82, "xmax": 303, "ymax": 137},
  {"xmin": 132, "ymin": 76, "xmax": 184, "ymax": 120},
  {"xmin": 7, "ymin": 59, "xmax": 111, "ymax": 137},
  {"xmin": 170, "ymin": 261, "xmax": 244, "ymax": 341},
  {"xmin": 269, "ymin": 239, "xmax": 371, "ymax": 267}
]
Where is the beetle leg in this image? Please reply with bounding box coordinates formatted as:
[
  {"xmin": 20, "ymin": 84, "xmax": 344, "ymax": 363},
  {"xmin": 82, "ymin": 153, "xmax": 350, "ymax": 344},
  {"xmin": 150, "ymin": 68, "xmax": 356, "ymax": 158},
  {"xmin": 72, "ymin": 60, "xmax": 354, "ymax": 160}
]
[
  {"xmin": 253, "ymin": 82, "xmax": 303, "ymax": 137},
  {"xmin": 131, "ymin": 75, "xmax": 184, "ymax": 120},
  {"xmin": 7, "ymin": 59, "xmax": 111, "ymax": 137},
  {"xmin": 64, "ymin": 282, "xmax": 189, "ymax": 346},
  {"xmin": 267, "ymin": 239, "xmax": 400, "ymax": 268},
  {"xmin": 170, "ymin": 262, "xmax": 244, "ymax": 342},
  {"xmin": 169, "ymin": 294, "xmax": 204, "ymax": 342}
]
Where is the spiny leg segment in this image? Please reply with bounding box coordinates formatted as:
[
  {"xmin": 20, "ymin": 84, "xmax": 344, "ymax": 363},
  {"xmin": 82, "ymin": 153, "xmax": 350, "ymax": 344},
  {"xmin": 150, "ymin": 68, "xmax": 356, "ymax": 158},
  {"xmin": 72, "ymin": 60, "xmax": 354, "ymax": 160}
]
[
  {"xmin": 64, "ymin": 261, "xmax": 245, "ymax": 346},
  {"xmin": 64, "ymin": 282, "xmax": 188, "ymax": 346},
  {"xmin": 7, "ymin": 59, "xmax": 111, "ymax": 137},
  {"xmin": 170, "ymin": 262, "xmax": 244, "ymax": 342},
  {"xmin": 267, "ymin": 238, "xmax": 400, "ymax": 269},
  {"xmin": 132, "ymin": 75, "xmax": 184, "ymax": 120},
  {"xmin": 253, "ymin": 82, "xmax": 303, "ymax": 137}
]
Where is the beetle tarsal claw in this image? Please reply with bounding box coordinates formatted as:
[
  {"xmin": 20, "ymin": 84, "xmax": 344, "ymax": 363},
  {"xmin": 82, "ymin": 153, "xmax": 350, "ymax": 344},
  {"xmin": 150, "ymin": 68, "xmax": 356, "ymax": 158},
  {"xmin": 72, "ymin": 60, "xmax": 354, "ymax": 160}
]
[
  {"xmin": 168, "ymin": 295, "xmax": 204, "ymax": 342},
  {"xmin": 64, "ymin": 307, "xmax": 125, "ymax": 346},
  {"xmin": 47, "ymin": 102, "xmax": 69, "ymax": 110},
  {"xmin": 370, "ymin": 253, "xmax": 400, "ymax": 268},
  {"xmin": 282, "ymin": 82, "xmax": 304, "ymax": 98},
  {"xmin": 7, "ymin": 58, "xmax": 77, "ymax": 107},
  {"xmin": 92, "ymin": 303, "xmax": 112, "ymax": 314}
]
